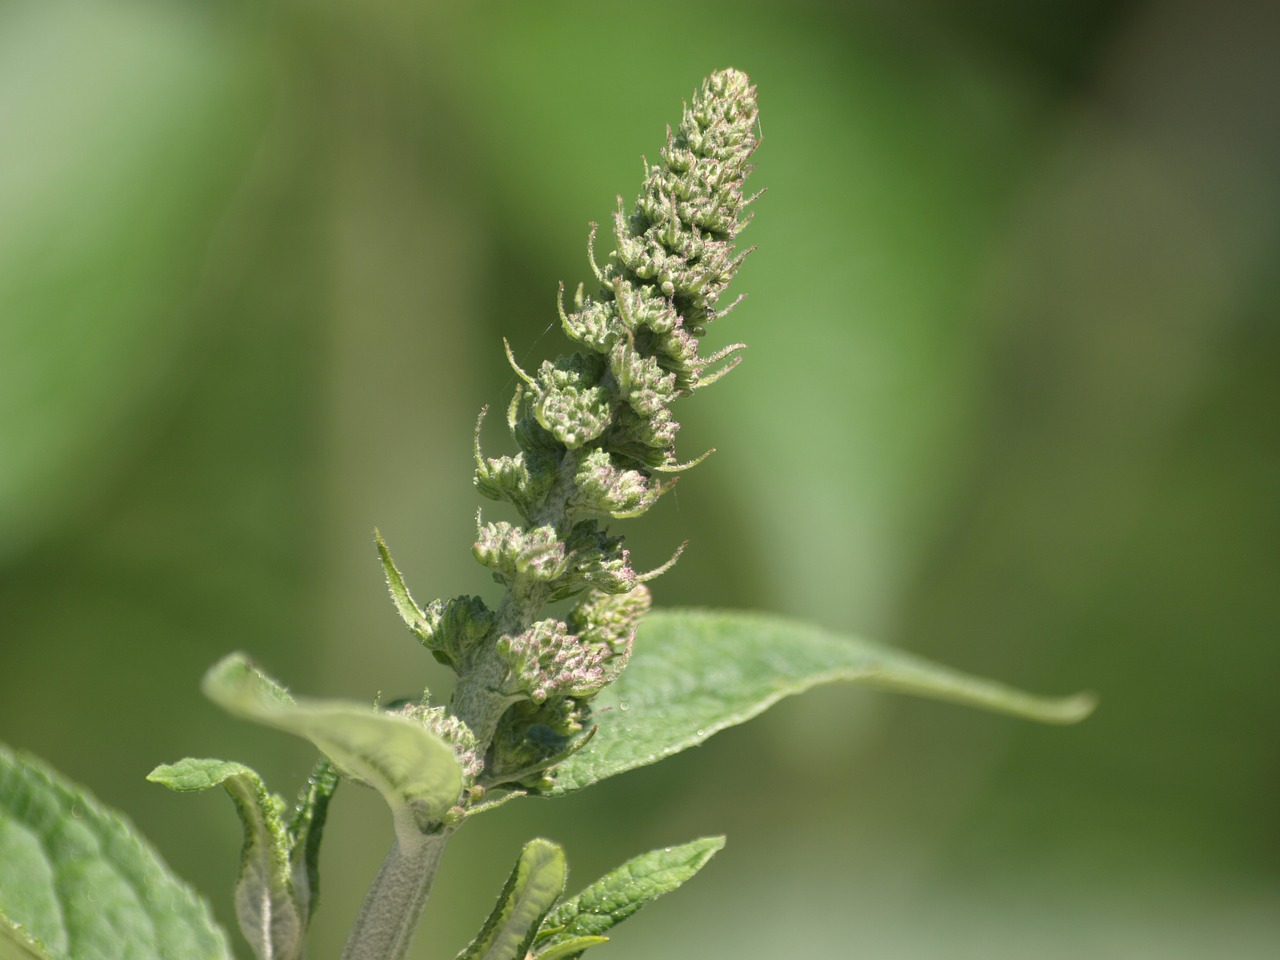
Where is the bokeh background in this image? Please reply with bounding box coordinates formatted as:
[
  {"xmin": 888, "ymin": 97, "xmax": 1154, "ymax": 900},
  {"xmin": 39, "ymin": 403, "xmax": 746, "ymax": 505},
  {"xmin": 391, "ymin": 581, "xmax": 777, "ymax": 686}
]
[{"xmin": 3, "ymin": 0, "xmax": 1278, "ymax": 956}]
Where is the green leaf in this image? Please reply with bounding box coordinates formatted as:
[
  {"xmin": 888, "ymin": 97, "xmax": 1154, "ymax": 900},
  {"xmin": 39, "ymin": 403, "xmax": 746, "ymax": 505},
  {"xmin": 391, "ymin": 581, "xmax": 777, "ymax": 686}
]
[
  {"xmin": 202, "ymin": 654, "xmax": 463, "ymax": 837},
  {"xmin": 530, "ymin": 937, "xmax": 609, "ymax": 960},
  {"xmin": 0, "ymin": 915, "xmax": 53, "ymax": 960},
  {"xmin": 533, "ymin": 836, "xmax": 724, "ymax": 957},
  {"xmin": 147, "ymin": 758, "xmax": 336, "ymax": 960},
  {"xmin": 287, "ymin": 760, "xmax": 340, "ymax": 934},
  {"xmin": 550, "ymin": 609, "xmax": 1095, "ymax": 795},
  {"xmin": 457, "ymin": 839, "xmax": 567, "ymax": 960},
  {"xmin": 375, "ymin": 530, "xmax": 432, "ymax": 641},
  {"xmin": 0, "ymin": 744, "xmax": 232, "ymax": 960}
]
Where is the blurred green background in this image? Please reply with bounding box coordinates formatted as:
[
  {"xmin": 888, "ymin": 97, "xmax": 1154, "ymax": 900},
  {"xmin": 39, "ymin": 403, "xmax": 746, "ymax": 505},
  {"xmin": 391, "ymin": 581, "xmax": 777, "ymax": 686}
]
[{"xmin": 3, "ymin": 0, "xmax": 1278, "ymax": 956}]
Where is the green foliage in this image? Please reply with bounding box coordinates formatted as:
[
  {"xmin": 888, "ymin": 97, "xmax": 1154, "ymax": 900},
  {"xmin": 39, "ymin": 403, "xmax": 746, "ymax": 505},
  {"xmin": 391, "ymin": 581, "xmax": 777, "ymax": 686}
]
[
  {"xmin": 146, "ymin": 758, "xmax": 337, "ymax": 960},
  {"xmin": 0, "ymin": 745, "xmax": 231, "ymax": 960},
  {"xmin": 0, "ymin": 924, "xmax": 46, "ymax": 960},
  {"xmin": 199, "ymin": 654, "xmax": 466, "ymax": 837},
  {"xmin": 531, "ymin": 837, "xmax": 725, "ymax": 959},
  {"xmin": 527, "ymin": 938, "xmax": 610, "ymax": 960},
  {"xmin": 0, "ymin": 64, "xmax": 1094, "ymax": 960},
  {"xmin": 456, "ymin": 840, "xmax": 566, "ymax": 960},
  {"xmin": 549, "ymin": 609, "xmax": 1094, "ymax": 795}
]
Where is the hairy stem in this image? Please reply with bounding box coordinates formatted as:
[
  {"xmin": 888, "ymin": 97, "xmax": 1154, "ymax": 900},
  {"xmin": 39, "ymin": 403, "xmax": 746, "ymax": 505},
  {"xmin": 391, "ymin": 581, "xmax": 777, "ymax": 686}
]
[{"xmin": 339, "ymin": 828, "xmax": 450, "ymax": 960}]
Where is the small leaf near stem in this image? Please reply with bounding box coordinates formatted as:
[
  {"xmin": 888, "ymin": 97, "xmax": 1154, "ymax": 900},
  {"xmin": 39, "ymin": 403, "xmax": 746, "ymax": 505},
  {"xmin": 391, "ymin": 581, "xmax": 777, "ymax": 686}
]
[
  {"xmin": 531, "ymin": 836, "xmax": 725, "ymax": 958},
  {"xmin": 148, "ymin": 759, "xmax": 312, "ymax": 960},
  {"xmin": 456, "ymin": 839, "xmax": 567, "ymax": 960}
]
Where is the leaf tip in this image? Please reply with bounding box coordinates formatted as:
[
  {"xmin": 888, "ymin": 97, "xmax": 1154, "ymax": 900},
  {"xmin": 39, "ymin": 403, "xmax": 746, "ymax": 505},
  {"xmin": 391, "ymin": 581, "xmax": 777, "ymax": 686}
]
[
  {"xmin": 200, "ymin": 651, "xmax": 251, "ymax": 695},
  {"xmin": 201, "ymin": 652, "xmax": 294, "ymax": 716},
  {"xmin": 1046, "ymin": 690, "xmax": 1099, "ymax": 725}
]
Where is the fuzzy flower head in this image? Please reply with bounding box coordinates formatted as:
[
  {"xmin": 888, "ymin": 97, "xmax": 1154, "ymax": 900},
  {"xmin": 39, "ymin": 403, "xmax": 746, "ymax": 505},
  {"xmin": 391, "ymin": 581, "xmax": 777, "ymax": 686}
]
[
  {"xmin": 390, "ymin": 70, "xmax": 758, "ymax": 780},
  {"xmin": 478, "ymin": 67, "xmax": 759, "ymax": 525}
]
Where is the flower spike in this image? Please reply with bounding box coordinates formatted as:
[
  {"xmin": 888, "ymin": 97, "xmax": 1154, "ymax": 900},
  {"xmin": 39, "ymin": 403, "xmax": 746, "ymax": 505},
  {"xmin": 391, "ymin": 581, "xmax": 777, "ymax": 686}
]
[{"xmin": 383, "ymin": 69, "xmax": 760, "ymax": 792}]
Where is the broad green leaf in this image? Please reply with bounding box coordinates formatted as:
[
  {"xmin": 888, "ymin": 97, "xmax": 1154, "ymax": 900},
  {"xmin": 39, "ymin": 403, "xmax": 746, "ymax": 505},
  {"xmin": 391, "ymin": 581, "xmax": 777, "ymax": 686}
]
[
  {"xmin": 147, "ymin": 758, "xmax": 336, "ymax": 960},
  {"xmin": 0, "ymin": 744, "xmax": 232, "ymax": 960},
  {"xmin": 549, "ymin": 609, "xmax": 1095, "ymax": 795},
  {"xmin": 202, "ymin": 654, "xmax": 463, "ymax": 837},
  {"xmin": 457, "ymin": 839, "xmax": 567, "ymax": 960},
  {"xmin": 533, "ymin": 836, "xmax": 724, "ymax": 957}
]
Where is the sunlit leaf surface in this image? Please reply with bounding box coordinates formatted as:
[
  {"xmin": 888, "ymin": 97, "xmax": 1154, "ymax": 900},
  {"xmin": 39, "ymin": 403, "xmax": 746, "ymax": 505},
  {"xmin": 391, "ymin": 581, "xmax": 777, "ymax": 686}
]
[{"xmin": 550, "ymin": 609, "xmax": 1094, "ymax": 795}]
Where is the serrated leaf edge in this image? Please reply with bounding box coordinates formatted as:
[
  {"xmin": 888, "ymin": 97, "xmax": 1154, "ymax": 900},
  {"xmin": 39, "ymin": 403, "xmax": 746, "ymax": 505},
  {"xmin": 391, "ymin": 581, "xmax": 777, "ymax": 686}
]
[
  {"xmin": 535, "ymin": 836, "xmax": 724, "ymax": 952},
  {"xmin": 0, "ymin": 744, "xmax": 233, "ymax": 960}
]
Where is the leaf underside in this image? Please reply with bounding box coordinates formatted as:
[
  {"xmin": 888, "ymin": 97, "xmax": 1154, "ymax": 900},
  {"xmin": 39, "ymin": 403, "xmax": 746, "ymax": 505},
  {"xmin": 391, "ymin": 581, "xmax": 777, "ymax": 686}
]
[
  {"xmin": 202, "ymin": 653, "xmax": 464, "ymax": 835},
  {"xmin": 147, "ymin": 758, "xmax": 321, "ymax": 960},
  {"xmin": 0, "ymin": 744, "xmax": 232, "ymax": 960},
  {"xmin": 548, "ymin": 608, "xmax": 1095, "ymax": 795}
]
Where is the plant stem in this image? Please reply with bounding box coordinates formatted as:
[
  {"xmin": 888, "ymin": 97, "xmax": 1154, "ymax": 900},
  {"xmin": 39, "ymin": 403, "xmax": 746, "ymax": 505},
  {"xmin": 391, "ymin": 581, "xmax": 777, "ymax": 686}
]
[
  {"xmin": 342, "ymin": 68, "xmax": 760, "ymax": 960},
  {"xmin": 338, "ymin": 827, "xmax": 450, "ymax": 960},
  {"xmin": 343, "ymin": 453, "xmax": 586, "ymax": 959},
  {"xmin": 451, "ymin": 447, "xmax": 585, "ymax": 749}
]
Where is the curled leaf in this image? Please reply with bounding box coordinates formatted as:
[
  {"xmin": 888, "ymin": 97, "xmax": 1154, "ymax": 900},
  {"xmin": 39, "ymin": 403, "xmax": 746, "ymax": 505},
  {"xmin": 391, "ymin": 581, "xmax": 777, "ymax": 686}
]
[
  {"xmin": 456, "ymin": 839, "xmax": 567, "ymax": 960},
  {"xmin": 147, "ymin": 758, "xmax": 336, "ymax": 960},
  {"xmin": 202, "ymin": 654, "xmax": 463, "ymax": 838}
]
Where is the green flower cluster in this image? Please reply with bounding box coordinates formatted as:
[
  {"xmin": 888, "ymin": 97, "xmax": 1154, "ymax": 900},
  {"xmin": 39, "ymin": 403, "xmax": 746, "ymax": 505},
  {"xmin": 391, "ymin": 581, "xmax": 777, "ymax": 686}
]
[{"xmin": 383, "ymin": 69, "xmax": 759, "ymax": 794}]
